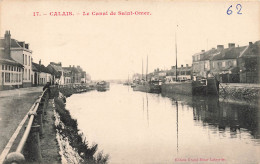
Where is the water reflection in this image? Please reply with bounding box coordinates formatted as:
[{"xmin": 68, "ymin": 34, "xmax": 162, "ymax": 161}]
[
  {"xmin": 191, "ymin": 96, "xmax": 259, "ymax": 139},
  {"xmin": 176, "ymin": 100, "xmax": 179, "ymax": 153},
  {"xmin": 142, "ymin": 93, "xmax": 150, "ymax": 127},
  {"xmin": 66, "ymin": 84, "xmax": 260, "ymax": 163},
  {"xmin": 162, "ymin": 91, "xmax": 260, "ymax": 140}
]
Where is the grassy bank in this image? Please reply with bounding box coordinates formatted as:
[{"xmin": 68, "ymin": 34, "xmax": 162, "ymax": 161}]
[{"xmin": 53, "ymin": 89, "xmax": 109, "ymax": 164}]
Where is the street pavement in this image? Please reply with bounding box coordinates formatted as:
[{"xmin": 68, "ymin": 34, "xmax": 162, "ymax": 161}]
[{"xmin": 0, "ymin": 87, "xmax": 43, "ymax": 156}]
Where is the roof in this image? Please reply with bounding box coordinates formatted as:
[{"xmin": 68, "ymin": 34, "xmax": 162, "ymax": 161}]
[
  {"xmin": 0, "ymin": 38, "xmax": 26, "ymax": 48},
  {"xmin": 48, "ymin": 64, "xmax": 63, "ymax": 72},
  {"xmin": 0, "ymin": 50, "xmax": 23, "ymax": 67},
  {"xmin": 240, "ymin": 41, "xmax": 260, "ymax": 58},
  {"xmin": 192, "ymin": 51, "xmax": 204, "ymax": 57},
  {"xmin": 200, "ymin": 48, "xmax": 219, "ymax": 60},
  {"xmin": 212, "ymin": 46, "xmax": 247, "ymax": 60},
  {"xmin": 32, "ymin": 62, "xmax": 51, "ymax": 73},
  {"xmin": 62, "ymin": 67, "xmax": 79, "ymax": 73}
]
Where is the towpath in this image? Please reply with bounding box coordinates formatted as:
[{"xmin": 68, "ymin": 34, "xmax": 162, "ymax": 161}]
[{"xmin": 0, "ymin": 87, "xmax": 42, "ymax": 156}]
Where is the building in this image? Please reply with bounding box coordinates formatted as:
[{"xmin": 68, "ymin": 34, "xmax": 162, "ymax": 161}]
[
  {"xmin": 0, "ymin": 31, "xmax": 24, "ymax": 90},
  {"xmin": 32, "ymin": 60, "xmax": 53, "ymax": 86},
  {"xmin": 0, "ymin": 31, "xmax": 33, "ymax": 87},
  {"xmin": 62, "ymin": 67, "xmax": 72, "ymax": 84},
  {"xmin": 62, "ymin": 65, "xmax": 81, "ymax": 84},
  {"xmin": 47, "ymin": 62, "xmax": 64, "ymax": 85},
  {"xmin": 238, "ymin": 41, "xmax": 260, "ymax": 83},
  {"xmin": 165, "ymin": 64, "xmax": 192, "ymax": 82},
  {"xmin": 152, "ymin": 69, "xmax": 167, "ymax": 81},
  {"xmin": 210, "ymin": 44, "xmax": 247, "ymax": 83},
  {"xmin": 192, "ymin": 43, "xmax": 252, "ymax": 83},
  {"xmin": 192, "ymin": 48, "xmax": 219, "ymax": 79},
  {"xmin": 76, "ymin": 65, "xmax": 86, "ymax": 83}
]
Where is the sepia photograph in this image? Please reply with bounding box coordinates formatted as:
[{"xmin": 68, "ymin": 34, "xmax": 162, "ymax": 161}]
[{"xmin": 0, "ymin": 0, "xmax": 259, "ymax": 163}]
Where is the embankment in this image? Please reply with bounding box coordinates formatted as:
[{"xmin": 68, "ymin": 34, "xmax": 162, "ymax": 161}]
[
  {"xmin": 51, "ymin": 86, "xmax": 109, "ymax": 164},
  {"xmin": 219, "ymin": 83, "xmax": 260, "ymax": 102},
  {"xmin": 161, "ymin": 82, "xmax": 192, "ymax": 95}
]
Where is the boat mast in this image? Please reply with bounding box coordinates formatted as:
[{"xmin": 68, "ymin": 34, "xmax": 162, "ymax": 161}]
[
  {"xmin": 175, "ymin": 25, "xmax": 178, "ymax": 82},
  {"xmin": 142, "ymin": 58, "xmax": 144, "ymax": 80},
  {"xmin": 146, "ymin": 55, "xmax": 148, "ymax": 81}
]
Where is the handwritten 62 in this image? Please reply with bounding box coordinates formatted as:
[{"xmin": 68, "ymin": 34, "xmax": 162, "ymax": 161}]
[{"xmin": 227, "ymin": 4, "xmax": 242, "ymax": 15}]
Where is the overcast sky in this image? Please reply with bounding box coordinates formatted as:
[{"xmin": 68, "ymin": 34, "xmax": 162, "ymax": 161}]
[{"xmin": 1, "ymin": 1, "xmax": 259, "ymax": 80}]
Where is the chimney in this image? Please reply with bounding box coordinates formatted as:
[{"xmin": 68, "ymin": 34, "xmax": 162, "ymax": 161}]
[
  {"xmin": 69, "ymin": 65, "xmax": 71, "ymax": 67},
  {"xmin": 201, "ymin": 50, "xmax": 205, "ymax": 52},
  {"xmin": 249, "ymin": 42, "xmax": 253, "ymax": 47},
  {"xmin": 181, "ymin": 64, "xmax": 183, "ymax": 67},
  {"xmin": 228, "ymin": 43, "xmax": 235, "ymax": 48},
  {"xmin": 217, "ymin": 45, "xmax": 224, "ymax": 52},
  {"xmin": 186, "ymin": 64, "xmax": 189, "ymax": 67},
  {"xmin": 39, "ymin": 60, "xmax": 41, "ymax": 65},
  {"xmin": 25, "ymin": 43, "xmax": 29, "ymax": 49},
  {"xmin": 4, "ymin": 30, "xmax": 11, "ymax": 58}
]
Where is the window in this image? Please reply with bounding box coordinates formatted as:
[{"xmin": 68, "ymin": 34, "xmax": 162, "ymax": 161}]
[
  {"xmin": 228, "ymin": 61, "xmax": 232, "ymax": 66},
  {"xmin": 11, "ymin": 73, "xmax": 13, "ymax": 83},
  {"xmin": 25, "ymin": 55, "xmax": 27, "ymax": 65},
  {"xmin": 24, "ymin": 69, "xmax": 27, "ymax": 80},
  {"xmin": 205, "ymin": 62, "xmax": 209, "ymax": 69},
  {"xmin": 2, "ymin": 65, "xmax": 4, "ymax": 70},
  {"xmin": 233, "ymin": 60, "xmax": 237, "ymax": 66},
  {"xmin": 5, "ymin": 73, "xmax": 10, "ymax": 82},
  {"xmin": 222, "ymin": 61, "xmax": 226, "ymax": 67},
  {"xmin": 218, "ymin": 62, "xmax": 222, "ymax": 68},
  {"xmin": 29, "ymin": 69, "xmax": 30, "ymax": 80},
  {"xmin": 23, "ymin": 54, "xmax": 24, "ymax": 64}
]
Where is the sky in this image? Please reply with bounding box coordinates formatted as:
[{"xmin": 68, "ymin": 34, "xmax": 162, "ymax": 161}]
[{"xmin": 0, "ymin": 0, "xmax": 259, "ymax": 80}]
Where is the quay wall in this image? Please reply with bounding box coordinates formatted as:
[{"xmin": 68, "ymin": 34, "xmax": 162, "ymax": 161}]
[
  {"xmin": 219, "ymin": 83, "xmax": 260, "ymax": 101},
  {"xmin": 161, "ymin": 82, "xmax": 192, "ymax": 95}
]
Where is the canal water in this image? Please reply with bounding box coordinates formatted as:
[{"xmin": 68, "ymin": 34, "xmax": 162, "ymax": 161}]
[{"xmin": 66, "ymin": 84, "xmax": 260, "ymax": 164}]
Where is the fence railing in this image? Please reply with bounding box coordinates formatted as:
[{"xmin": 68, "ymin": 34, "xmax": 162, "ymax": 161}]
[
  {"xmin": 3, "ymin": 88, "xmax": 49, "ymax": 164},
  {"xmin": 2, "ymin": 84, "xmax": 89, "ymax": 164}
]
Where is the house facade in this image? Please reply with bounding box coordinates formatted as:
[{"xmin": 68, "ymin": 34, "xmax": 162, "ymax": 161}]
[
  {"xmin": 32, "ymin": 60, "xmax": 53, "ymax": 86},
  {"xmin": 0, "ymin": 31, "xmax": 32, "ymax": 87},
  {"xmin": 191, "ymin": 43, "xmax": 256, "ymax": 83},
  {"xmin": 47, "ymin": 62, "xmax": 64, "ymax": 85},
  {"xmin": 210, "ymin": 44, "xmax": 247, "ymax": 83},
  {"xmin": 238, "ymin": 41, "xmax": 260, "ymax": 83},
  {"xmin": 165, "ymin": 64, "xmax": 192, "ymax": 83},
  {"xmin": 0, "ymin": 31, "xmax": 24, "ymax": 90}
]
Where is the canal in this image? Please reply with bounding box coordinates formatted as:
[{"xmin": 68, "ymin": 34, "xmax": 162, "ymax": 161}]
[{"xmin": 66, "ymin": 84, "xmax": 260, "ymax": 163}]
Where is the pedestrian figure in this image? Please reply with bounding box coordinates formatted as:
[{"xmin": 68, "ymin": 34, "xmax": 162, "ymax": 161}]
[{"xmin": 43, "ymin": 82, "xmax": 51, "ymax": 95}]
